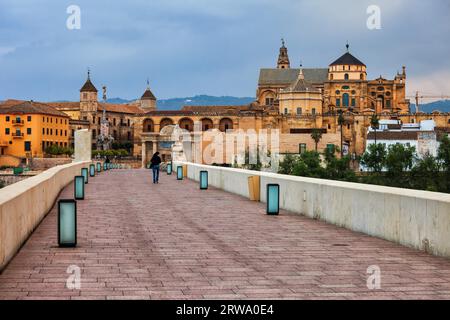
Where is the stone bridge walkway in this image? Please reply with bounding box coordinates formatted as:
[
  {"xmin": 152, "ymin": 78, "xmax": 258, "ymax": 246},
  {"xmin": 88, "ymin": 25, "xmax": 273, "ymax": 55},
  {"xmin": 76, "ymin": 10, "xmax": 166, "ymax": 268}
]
[{"xmin": 1, "ymin": 169, "xmax": 450, "ymax": 300}]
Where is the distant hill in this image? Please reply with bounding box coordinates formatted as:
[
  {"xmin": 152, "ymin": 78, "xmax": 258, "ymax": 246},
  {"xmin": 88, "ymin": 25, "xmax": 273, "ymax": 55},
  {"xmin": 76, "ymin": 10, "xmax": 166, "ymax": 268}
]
[
  {"xmin": 105, "ymin": 95, "xmax": 255, "ymax": 110},
  {"xmin": 410, "ymin": 100, "xmax": 450, "ymax": 113}
]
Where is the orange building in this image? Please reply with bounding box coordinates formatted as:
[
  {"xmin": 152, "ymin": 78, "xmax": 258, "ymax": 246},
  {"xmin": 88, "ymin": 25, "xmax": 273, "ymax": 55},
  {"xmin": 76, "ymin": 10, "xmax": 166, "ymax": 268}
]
[{"xmin": 0, "ymin": 101, "xmax": 70, "ymax": 166}]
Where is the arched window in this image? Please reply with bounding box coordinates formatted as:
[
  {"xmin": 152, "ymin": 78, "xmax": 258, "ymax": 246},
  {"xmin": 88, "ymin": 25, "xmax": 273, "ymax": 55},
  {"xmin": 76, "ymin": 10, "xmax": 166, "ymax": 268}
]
[
  {"xmin": 360, "ymin": 73, "xmax": 364, "ymax": 80},
  {"xmin": 143, "ymin": 119, "xmax": 154, "ymax": 132},
  {"xmin": 159, "ymin": 118, "xmax": 174, "ymax": 131},
  {"xmin": 343, "ymin": 93, "xmax": 350, "ymax": 107},
  {"xmin": 330, "ymin": 74, "xmax": 334, "ymax": 80},
  {"xmin": 179, "ymin": 118, "xmax": 194, "ymax": 132},
  {"xmin": 344, "ymin": 73, "xmax": 349, "ymax": 80},
  {"xmin": 219, "ymin": 118, "xmax": 233, "ymax": 132},
  {"xmin": 201, "ymin": 118, "xmax": 214, "ymax": 131}
]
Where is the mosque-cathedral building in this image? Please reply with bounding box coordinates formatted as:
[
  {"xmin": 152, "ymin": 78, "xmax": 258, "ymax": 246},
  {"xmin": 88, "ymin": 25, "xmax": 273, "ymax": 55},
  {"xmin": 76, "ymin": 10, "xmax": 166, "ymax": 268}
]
[{"xmin": 1, "ymin": 41, "xmax": 449, "ymax": 167}]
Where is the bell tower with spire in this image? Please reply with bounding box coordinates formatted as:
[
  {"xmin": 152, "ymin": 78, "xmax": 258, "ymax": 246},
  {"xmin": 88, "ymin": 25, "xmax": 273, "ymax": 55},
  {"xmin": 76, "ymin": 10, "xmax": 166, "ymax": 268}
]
[
  {"xmin": 80, "ymin": 69, "xmax": 98, "ymax": 113},
  {"xmin": 140, "ymin": 78, "xmax": 157, "ymax": 111},
  {"xmin": 277, "ymin": 38, "xmax": 291, "ymax": 69}
]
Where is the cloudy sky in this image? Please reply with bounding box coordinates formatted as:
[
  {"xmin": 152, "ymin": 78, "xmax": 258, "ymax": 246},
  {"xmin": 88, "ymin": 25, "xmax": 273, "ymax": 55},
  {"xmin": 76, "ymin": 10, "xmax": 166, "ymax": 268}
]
[{"xmin": 0, "ymin": 0, "xmax": 449, "ymax": 102}]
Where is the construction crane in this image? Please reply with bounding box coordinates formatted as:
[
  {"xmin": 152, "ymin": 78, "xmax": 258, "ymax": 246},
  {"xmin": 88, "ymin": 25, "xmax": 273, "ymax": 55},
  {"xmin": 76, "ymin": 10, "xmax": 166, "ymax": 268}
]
[{"xmin": 406, "ymin": 91, "xmax": 450, "ymax": 113}]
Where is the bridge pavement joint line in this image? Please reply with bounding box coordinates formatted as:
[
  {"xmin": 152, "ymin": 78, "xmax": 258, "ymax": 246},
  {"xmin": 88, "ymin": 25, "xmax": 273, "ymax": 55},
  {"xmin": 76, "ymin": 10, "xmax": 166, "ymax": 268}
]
[{"xmin": 1, "ymin": 169, "xmax": 450, "ymax": 300}]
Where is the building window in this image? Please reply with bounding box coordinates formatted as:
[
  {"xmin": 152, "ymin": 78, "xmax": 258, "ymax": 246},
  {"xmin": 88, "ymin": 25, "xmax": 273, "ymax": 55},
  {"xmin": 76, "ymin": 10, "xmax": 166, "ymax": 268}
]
[
  {"xmin": 98, "ymin": 118, "xmax": 101, "ymax": 125},
  {"xmin": 344, "ymin": 73, "xmax": 349, "ymax": 80},
  {"xmin": 92, "ymin": 129, "xmax": 96, "ymax": 138},
  {"xmin": 27, "ymin": 116, "xmax": 32, "ymax": 122},
  {"xmin": 50, "ymin": 129, "xmax": 53, "ymax": 135},
  {"xmin": 127, "ymin": 132, "xmax": 131, "ymax": 140},
  {"xmin": 360, "ymin": 74, "xmax": 364, "ymax": 80},
  {"xmin": 27, "ymin": 128, "xmax": 32, "ymax": 135},
  {"xmin": 330, "ymin": 74, "xmax": 334, "ymax": 80},
  {"xmin": 113, "ymin": 118, "xmax": 116, "ymax": 126},
  {"xmin": 83, "ymin": 116, "xmax": 87, "ymax": 121},
  {"xmin": 336, "ymin": 98, "xmax": 341, "ymax": 107},
  {"xmin": 328, "ymin": 124, "xmax": 331, "ymax": 129},
  {"xmin": 343, "ymin": 93, "xmax": 350, "ymax": 107},
  {"xmin": 25, "ymin": 141, "xmax": 31, "ymax": 152},
  {"xmin": 296, "ymin": 108, "xmax": 302, "ymax": 115},
  {"xmin": 55, "ymin": 129, "xmax": 58, "ymax": 136},
  {"xmin": 42, "ymin": 128, "xmax": 45, "ymax": 135},
  {"xmin": 284, "ymin": 108, "xmax": 288, "ymax": 115},
  {"xmin": 50, "ymin": 118, "xmax": 52, "ymax": 123},
  {"xmin": 347, "ymin": 124, "xmax": 350, "ymax": 130},
  {"xmin": 47, "ymin": 128, "xmax": 49, "ymax": 135},
  {"xmin": 93, "ymin": 116, "xmax": 96, "ymax": 124},
  {"xmin": 265, "ymin": 98, "xmax": 274, "ymax": 106},
  {"xmin": 65, "ymin": 130, "xmax": 67, "ymax": 136},
  {"xmin": 335, "ymin": 90, "xmax": 340, "ymax": 95},
  {"xmin": 312, "ymin": 108, "xmax": 316, "ymax": 115},
  {"xmin": 6, "ymin": 116, "xmax": 10, "ymax": 122},
  {"xmin": 299, "ymin": 143, "xmax": 307, "ymax": 154},
  {"xmin": 127, "ymin": 119, "xmax": 130, "ymax": 126},
  {"xmin": 351, "ymin": 98, "xmax": 356, "ymax": 107},
  {"xmin": 71, "ymin": 130, "xmax": 75, "ymax": 137},
  {"xmin": 386, "ymin": 100, "xmax": 391, "ymax": 108},
  {"xmin": 5, "ymin": 128, "xmax": 10, "ymax": 135}
]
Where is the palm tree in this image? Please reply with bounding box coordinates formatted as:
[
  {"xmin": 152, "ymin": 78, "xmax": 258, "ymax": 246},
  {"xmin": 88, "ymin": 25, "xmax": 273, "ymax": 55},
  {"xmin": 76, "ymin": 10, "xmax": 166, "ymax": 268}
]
[
  {"xmin": 370, "ymin": 113, "xmax": 380, "ymax": 145},
  {"xmin": 338, "ymin": 111, "xmax": 345, "ymax": 157},
  {"xmin": 311, "ymin": 129, "xmax": 323, "ymax": 152}
]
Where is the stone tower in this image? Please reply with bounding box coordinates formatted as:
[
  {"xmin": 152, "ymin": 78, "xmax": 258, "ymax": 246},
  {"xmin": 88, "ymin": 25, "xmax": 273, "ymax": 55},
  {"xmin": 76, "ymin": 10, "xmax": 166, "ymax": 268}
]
[
  {"xmin": 140, "ymin": 80, "xmax": 157, "ymax": 111},
  {"xmin": 80, "ymin": 69, "xmax": 98, "ymax": 113},
  {"xmin": 277, "ymin": 38, "xmax": 290, "ymax": 69}
]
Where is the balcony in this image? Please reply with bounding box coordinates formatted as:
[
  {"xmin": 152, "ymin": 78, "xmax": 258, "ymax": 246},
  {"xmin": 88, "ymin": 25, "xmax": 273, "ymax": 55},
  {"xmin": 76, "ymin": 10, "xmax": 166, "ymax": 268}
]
[
  {"xmin": 0, "ymin": 141, "xmax": 8, "ymax": 147},
  {"xmin": 12, "ymin": 132, "xmax": 24, "ymax": 138},
  {"xmin": 12, "ymin": 119, "xmax": 25, "ymax": 126}
]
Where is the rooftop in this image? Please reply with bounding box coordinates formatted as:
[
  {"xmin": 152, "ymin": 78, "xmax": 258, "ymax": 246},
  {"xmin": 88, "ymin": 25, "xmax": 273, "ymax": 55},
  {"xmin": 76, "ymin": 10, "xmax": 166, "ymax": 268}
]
[{"xmin": 0, "ymin": 100, "xmax": 70, "ymax": 117}]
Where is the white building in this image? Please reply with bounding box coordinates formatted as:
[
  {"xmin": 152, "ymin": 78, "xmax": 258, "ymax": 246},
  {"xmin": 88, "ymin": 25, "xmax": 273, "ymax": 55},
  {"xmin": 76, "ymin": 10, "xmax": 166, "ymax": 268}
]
[{"xmin": 361, "ymin": 119, "xmax": 439, "ymax": 171}]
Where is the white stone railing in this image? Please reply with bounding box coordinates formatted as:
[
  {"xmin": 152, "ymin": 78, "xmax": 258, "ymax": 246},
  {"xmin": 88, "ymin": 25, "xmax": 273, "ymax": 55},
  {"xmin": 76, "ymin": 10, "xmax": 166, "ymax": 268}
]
[
  {"xmin": 174, "ymin": 161, "xmax": 450, "ymax": 258},
  {"xmin": 0, "ymin": 161, "xmax": 91, "ymax": 271}
]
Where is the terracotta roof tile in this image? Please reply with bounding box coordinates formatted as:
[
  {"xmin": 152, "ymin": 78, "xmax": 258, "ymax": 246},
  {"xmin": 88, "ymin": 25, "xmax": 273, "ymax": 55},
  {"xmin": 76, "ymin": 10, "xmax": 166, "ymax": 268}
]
[{"xmin": 0, "ymin": 100, "xmax": 70, "ymax": 117}]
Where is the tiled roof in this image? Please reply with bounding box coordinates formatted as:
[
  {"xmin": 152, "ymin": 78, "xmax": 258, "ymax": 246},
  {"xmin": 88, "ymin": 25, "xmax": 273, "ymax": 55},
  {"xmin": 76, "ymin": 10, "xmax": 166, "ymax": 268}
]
[
  {"xmin": 80, "ymin": 78, "xmax": 98, "ymax": 92},
  {"xmin": 0, "ymin": 100, "xmax": 70, "ymax": 117},
  {"xmin": 141, "ymin": 88, "xmax": 156, "ymax": 100},
  {"xmin": 258, "ymin": 68, "xmax": 328, "ymax": 86},
  {"xmin": 367, "ymin": 131, "xmax": 418, "ymax": 140},
  {"xmin": 330, "ymin": 52, "xmax": 365, "ymax": 67},
  {"xmin": 281, "ymin": 70, "xmax": 320, "ymax": 93},
  {"xmin": 98, "ymin": 102, "xmax": 145, "ymax": 114},
  {"xmin": 47, "ymin": 102, "xmax": 81, "ymax": 110}
]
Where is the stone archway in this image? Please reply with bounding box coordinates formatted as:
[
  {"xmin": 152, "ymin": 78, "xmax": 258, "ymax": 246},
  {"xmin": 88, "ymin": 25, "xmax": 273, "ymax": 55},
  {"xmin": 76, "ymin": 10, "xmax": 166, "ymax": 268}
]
[
  {"xmin": 178, "ymin": 117, "xmax": 194, "ymax": 132},
  {"xmin": 159, "ymin": 118, "xmax": 174, "ymax": 132},
  {"xmin": 201, "ymin": 118, "xmax": 214, "ymax": 131},
  {"xmin": 143, "ymin": 119, "xmax": 154, "ymax": 132},
  {"xmin": 219, "ymin": 118, "xmax": 234, "ymax": 132}
]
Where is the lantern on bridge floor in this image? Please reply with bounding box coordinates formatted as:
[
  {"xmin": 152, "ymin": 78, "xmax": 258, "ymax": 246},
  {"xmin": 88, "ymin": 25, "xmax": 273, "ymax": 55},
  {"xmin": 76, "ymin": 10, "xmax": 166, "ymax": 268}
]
[
  {"xmin": 81, "ymin": 168, "xmax": 88, "ymax": 184},
  {"xmin": 74, "ymin": 176, "xmax": 85, "ymax": 200},
  {"xmin": 200, "ymin": 170, "xmax": 208, "ymax": 190},
  {"xmin": 58, "ymin": 199, "xmax": 77, "ymax": 247},
  {"xmin": 266, "ymin": 184, "xmax": 280, "ymax": 215}
]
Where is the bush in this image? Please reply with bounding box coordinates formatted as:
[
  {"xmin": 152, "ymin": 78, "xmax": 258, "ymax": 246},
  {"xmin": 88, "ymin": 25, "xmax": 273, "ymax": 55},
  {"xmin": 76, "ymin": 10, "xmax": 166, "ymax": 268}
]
[{"xmin": 45, "ymin": 145, "xmax": 73, "ymax": 156}]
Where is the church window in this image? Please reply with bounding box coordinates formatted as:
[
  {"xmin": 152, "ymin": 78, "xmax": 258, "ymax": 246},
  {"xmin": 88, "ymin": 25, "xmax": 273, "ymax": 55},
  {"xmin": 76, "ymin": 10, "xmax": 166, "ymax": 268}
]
[
  {"xmin": 386, "ymin": 100, "xmax": 391, "ymax": 108},
  {"xmin": 351, "ymin": 90, "xmax": 356, "ymax": 95},
  {"xmin": 336, "ymin": 98, "xmax": 341, "ymax": 107},
  {"xmin": 371, "ymin": 92, "xmax": 376, "ymax": 97},
  {"xmin": 312, "ymin": 108, "xmax": 316, "ymax": 115},
  {"xmin": 378, "ymin": 86, "xmax": 384, "ymax": 91},
  {"xmin": 284, "ymin": 108, "xmax": 289, "ymax": 115},
  {"xmin": 386, "ymin": 92, "xmax": 391, "ymax": 96},
  {"xmin": 342, "ymin": 86, "xmax": 350, "ymax": 90},
  {"xmin": 335, "ymin": 90, "xmax": 340, "ymax": 95},
  {"xmin": 351, "ymin": 98, "xmax": 356, "ymax": 107},
  {"xmin": 344, "ymin": 74, "xmax": 349, "ymax": 80},
  {"xmin": 360, "ymin": 74, "xmax": 364, "ymax": 80},
  {"xmin": 330, "ymin": 74, "xmax": 334, "ymax": 80},
  {"xmin": 92, "ymin": 129, "xmax": 96, "ymax": 138},
  {"xmin": 343, "ymin": 94, "xmax": 350, "ymax": 107},
  {"xmin": 296, "ymin": 108, "xmax": 302, "ymax": 115},
  {"xmin": 266, "ymin": 98, "xmax": 274, "ymax": 106}
]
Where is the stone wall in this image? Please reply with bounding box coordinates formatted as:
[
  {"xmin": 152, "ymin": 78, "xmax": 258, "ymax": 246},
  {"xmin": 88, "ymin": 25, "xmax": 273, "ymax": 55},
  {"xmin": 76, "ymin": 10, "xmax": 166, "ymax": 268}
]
[{"xmin": 0, "ymin": 161, "xmax": 91, "ymax": 271}]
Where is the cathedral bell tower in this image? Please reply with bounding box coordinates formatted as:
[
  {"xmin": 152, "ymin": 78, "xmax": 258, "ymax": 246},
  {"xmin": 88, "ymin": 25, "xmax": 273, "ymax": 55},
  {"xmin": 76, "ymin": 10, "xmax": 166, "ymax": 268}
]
[
  {"xmin": 80, "ymin": 69, "xmax": 98, "ymax": 113},
  {"xmin": 277, "ymin": 38, "xmax": 291, "ymax": 69}
]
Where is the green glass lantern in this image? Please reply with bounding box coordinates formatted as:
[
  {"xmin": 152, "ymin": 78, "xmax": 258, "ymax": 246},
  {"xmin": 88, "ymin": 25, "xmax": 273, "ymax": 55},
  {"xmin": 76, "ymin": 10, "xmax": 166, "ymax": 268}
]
[
  {"xmin": 266, "ymin": 184, "xmax": 280, "ymax": 215},
  {"xmin": 200, "ymin": 170, "xmax": 208, "ymax": 190},
  {"xmin": 177, "ymin": 166, "xmax": 183, "ymax": 180},
  {"xmin": 74, "ymin": 176, "xmax": 85, "ymax": 200},
  {"xmin": 58, "ymin": 200, "xmax": 77, "ymax": 247},
  {"xmin": 103, "ymin": 163, "xmax": 108, "ymax": 171},
  {"xmin": 167, "ymin": 163, "xmax": 172, "ymax": 175},
  {"xmin": 89, "ymin": 164, "xmax": 95, "ymax": 177},
  {"xmin": 97, "ymin": 162, "xmax": 101, "ymax": 173},
  {"xmin": 81, "ymin": 168, "xmax": 88, "ymax": 184}
]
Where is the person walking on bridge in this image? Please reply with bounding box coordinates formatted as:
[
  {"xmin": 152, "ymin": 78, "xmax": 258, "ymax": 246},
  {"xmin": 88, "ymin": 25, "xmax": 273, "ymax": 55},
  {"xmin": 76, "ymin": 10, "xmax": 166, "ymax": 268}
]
[{"xmin": 150, "ymin": 152, "xmax": 162, "ymax": 184}]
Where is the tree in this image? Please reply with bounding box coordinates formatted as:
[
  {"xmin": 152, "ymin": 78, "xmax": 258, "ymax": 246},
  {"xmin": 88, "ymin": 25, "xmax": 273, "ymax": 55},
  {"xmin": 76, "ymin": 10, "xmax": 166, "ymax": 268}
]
[
  {"xmin": 338, "ymin": 111, "xmax": 345, "ymax": 157},
  {"xmin": 360, "ymin": 143, "xmax": 387, "ymax": 173},
  {"xmin": 310, "ymin": 129, "xmax": 323, "ymax": 151},
  {"xmin": 278, "ymin": 154, "xmax": 297, "ymax": 175},
  {"xmin": 411, "ymin": 154, "xmax": 440, "ymax": 192},
  {"xmin": 292, "ymin": 151, "xmax": 326, "ymax": 178},
  {"xmin": 370, "ymin": 113, "xmax": 380, "ymax": 145},
  {"xmin": 324, "ymin": 149, "xmax": 356, "ymax": 182},
  {"xmin": 384, "ymin": 143, "xmax": 416, "ymax": 181},
  {"xmin": 438, "ymin": 135, "xmax": 450, "ymax": 172}
]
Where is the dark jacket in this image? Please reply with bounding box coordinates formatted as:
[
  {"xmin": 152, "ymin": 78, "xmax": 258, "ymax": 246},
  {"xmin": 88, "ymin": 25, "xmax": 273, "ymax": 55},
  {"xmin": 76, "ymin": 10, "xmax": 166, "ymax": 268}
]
[{"xmin": 150, "ymin": 154, "xmax": 162, "ymax": 167}]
